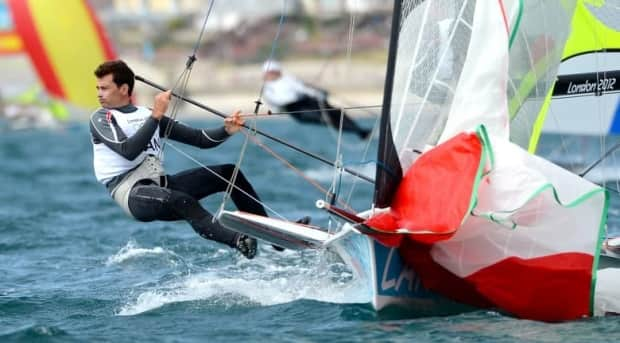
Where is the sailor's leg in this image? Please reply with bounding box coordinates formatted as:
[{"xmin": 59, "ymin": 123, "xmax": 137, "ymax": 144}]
[
  {"xmin": 168, "ymin": 165, "xmax": 268, "ymax": 216},
  {"xmin": 127, "ymin": 184, "xmax": 257, "ymax": 258},
  {"xmin": 168, "ymin": 167, "xmax": 306, "ymax": 253},
  {"xmin": 285, "ymin": 98, "xmax": 323, "ymax": 124},
  {"xmin": 323, "ymin": 102, "xmax": 371, "ymax": 139},
  {"xmin": 127, "ymin": 185, "xmax": 179, "ymax": 221}
]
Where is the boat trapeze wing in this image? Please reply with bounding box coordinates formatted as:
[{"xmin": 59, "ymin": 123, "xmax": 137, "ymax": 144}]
[{"xmin": 217, "ymin": 211, "xmax": 330, "ymax": 250}]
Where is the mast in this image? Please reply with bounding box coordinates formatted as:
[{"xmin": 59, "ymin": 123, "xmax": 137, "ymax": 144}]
[{"xmin": 373, "ymin": 0, "xmax": 403, "ymax": 208}]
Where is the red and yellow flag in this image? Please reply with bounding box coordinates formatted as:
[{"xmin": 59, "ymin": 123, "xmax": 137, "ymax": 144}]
[{"xmin": 8, "ymin": 0, "xmax": 116, "ymax": 109}]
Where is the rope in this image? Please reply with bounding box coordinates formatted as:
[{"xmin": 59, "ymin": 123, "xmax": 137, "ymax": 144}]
[
  {"xmin": 159, "ymin": 69, "xmax": 192, "ymax": 158},
  {"xmin": 238, "ymin": 104, "xmax": 382, "ymax": 118},
  {"xmin": 165, "ymin": 141, "xmax": 287, "ymax": 220},
  {"xmin": 253, "ymin": 0, "xmax": 289, "ymax": 115},
  {"xmin": 326, "ymin": 105, "xmax": 346, "ymax": 204},
  {"xmin": 215, "ymin": 123, "xmax": 252, "ymax": 221},
  {"xmin": 241, "ymin": 129, "xmax": 355, "ymax": 212},
  {"xmin": 325, "ymin": 106, "xmax": 346, "ymax": 235},
  {"xmin": 158, "ymin": 0, "xmax": 216, "ymax": 158},
  {"xmin": 306, "ymin": 5, "xmax": 375, "ymax": 153},
  {"xmin": 321, "ymin": 1, "xmax": 373, "ymax": 223},
  {"xmin": 145, "ymin": 0, "xmax": 288, "ymax": 221},
  {"xmin": 217, "ymin": 0, "xmax": 290, "ymax": 218},
  {"xmin": 146, "ymin": 0, "xmax": 375, "ymax": 225},
  {"xmin": 345, "ymin": 114, "xmax": 381, "ymax": 205},
  {"xmin": 343, "ymin": 3, "xmax": 356, "ymax": 80}
]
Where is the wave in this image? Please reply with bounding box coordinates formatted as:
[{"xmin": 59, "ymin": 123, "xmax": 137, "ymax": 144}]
[
  {"xmin": 117, "ymin": 250, "xmax": 369, "ymax": 316},
  {"xmin": 0, "ymin": 324, "xmax": 70, "ymax": 341},
  {"xmin": 105, "ymin": 240, "xmax": 176, "ymax": 266}
]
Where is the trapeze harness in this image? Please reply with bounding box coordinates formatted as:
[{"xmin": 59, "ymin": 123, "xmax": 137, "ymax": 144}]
[{"xmin": 91, "ymin": 106, "xmax": 164, "ymax": 216}]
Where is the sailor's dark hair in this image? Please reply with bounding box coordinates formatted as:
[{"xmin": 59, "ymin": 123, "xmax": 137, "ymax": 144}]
[{"xmin": 94, "ymin": 60, "xmax": 135, "ymax": 96}]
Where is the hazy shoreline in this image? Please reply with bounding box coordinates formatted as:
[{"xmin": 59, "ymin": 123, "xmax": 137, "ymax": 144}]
[{"xmin": 1, "ymin": 54, "xmax": 386, "ymax": 122}]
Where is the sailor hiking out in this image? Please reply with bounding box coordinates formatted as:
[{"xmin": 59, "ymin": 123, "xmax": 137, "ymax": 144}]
[
  {"xmin": 90, "ymin": 60, "xmax": 280, "ymax": 259},
  {"xmin": 262, "ymin": 60, "xmax": 372, "ymax": 140}
]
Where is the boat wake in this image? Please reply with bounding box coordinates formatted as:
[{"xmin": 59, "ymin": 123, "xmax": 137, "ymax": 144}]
[{"xmin": 116, "ymin": 248, "xmax": 369, "ymax": 316}]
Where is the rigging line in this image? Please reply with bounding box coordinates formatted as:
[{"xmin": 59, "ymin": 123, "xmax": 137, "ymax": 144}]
[
  {"xmin": 599, "ymin": 183, "xmax": 620, "ymax": 195},
  {"xmin": 327, "ymin": 97, "xmax": 382, "ymax": 117},
  {"xmin": 254, "ymin": 0, "xmax": 289, "ymax": 114},
  {"xmin": 215, "ymin": 0, "xmax": 282, "ymax": 219},
  {"xmin": 310, "ymin": 0, "xmax": 355, "ymax": 84},
  {"xmin": 309, "ymin": 4, "xmax": 380, "ymax": 125},
  {"xmin": 544, "ymin": 91, "xmax": 580, "ymax": 174},
  {"xmin": 165, "ymin": 140, "xmax": 287, "ymax": 220},
  {"xmin": 158, "ymin": 68, "xmax": 190, "ymax": 158},
  {"xmin": 314, "ymin": 7, "xmax": 373, "ymax": 152},
  {"xmin": 577, "ymin": 53, "xmax": 617, "ymax": 178},
  {"xmin": 345, "ymin": 114, "xmax": 381, "ymax": 206},
  {"xmin": 241, "ymin": 129, "xmax": 355, "ymax": 212},
  {"xmin": 161, "ymin": 0, "xmax": 216, "ymax": 143},
  {"xmin": 312, "ymin": 53, "xmax": 334, "ymax": 85},
  {"xmin": 164, "ymin": 70, "xmax": 191, "ymax": 135},
  {"xmin": 158, "ymin": 69, "xmax": 193, "ymax": 159},
  {"xmin": 316, "ymin": 94, "xmax": 360, "ymax": 151},
  {"xmin": 239, "ymin": 104, "xmax": 383, "ymax": 117},
  {"xmin": 579, "ymin": 141, "xmax": 620, "ymax": 177},
  {"xmin": 325, "ymin": 102, "xmax": 346, "ymax": 208},
  {"xmin": 343, "ymin": 1, "xmax": 356, "ymax": 80},
  {"xmin": 216, "ymin": 117, "xmax": 253, "ymax": 222},
  {"xmin": 135, "ymin": 74, "xmax": 375, "ymax": 184},
  {"xmin": 191, "ymin": 0, "xmax": 216, "ymax": 58},
  {"xmin": 182, "ymin": 0, "xmax": 249, "ymax": 219}
]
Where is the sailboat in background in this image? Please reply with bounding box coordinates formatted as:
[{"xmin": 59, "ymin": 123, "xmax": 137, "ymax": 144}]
[
  {"xmin": 540, "ymin": 0, "xmax": 620, "ymax": 139},
  {"xmin": 0, "ymin": 0, "xmax": 116, "ymax": 130},
  {"xmin": 536, "ymin": 0, "xmax": 620, "ymax": 185},
  {"xmin": 218, "ymin": 0, "xmax": 620, "ymax": 322}
]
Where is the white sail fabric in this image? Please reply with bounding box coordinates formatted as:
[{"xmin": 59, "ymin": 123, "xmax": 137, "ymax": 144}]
[
  {"xmin": 506, "ymin": 1, "xmax": 578, "ymax": 148},
  {"xmin": 431, "ymin": 133, "xmax": 606, "ymax": 277},
  {"xmin": 438, "ymin": 0, "xmax": 510, "ymax": 142},
  {"xmin": 389, "ymin": 0, "xmax": 476, "ymax": 170},
  {"xmin": 370, "ymin": 0, "xmax": 611, "ymax": 321}
]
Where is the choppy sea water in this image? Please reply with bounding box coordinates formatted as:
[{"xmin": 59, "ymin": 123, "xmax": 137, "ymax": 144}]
[{"xmin": 1, "ymin": 118, "xmax": 620, "ymax": 343}]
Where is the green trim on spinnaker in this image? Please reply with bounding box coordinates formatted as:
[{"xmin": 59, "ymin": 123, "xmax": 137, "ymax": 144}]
[
  {"xmin": 590, "ymin": 189, "xmax": 609, "ymax": 316},
  {"xmin": 471, "ymin": 171, "xmax": 608, "ymax": 316},
  {"xmin": 465, "ymin": 125, "xmax": 495, "ymax": 223},
  {"xmin": 474, "ymin": 181, "xmax": 607, "ymax": 220},
  {"xmin": 477, "ymin": 124, "xmax": 495, "ymax": 172},
  {"xmin": 507, "ymin": 0, "xmax": 523, "ymax": 48},
  {"xmin": 465, "ymin": 124, "xmax": 608, "ymax": 315}
]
